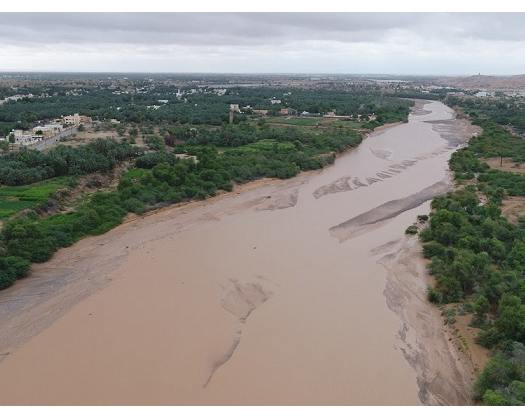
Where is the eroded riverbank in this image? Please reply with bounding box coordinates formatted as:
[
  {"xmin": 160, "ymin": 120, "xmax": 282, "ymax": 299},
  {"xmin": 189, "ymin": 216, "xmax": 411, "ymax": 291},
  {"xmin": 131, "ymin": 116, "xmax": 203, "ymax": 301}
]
[{"xmin": 0, "ymin": 100, "xmax": 480, "ymax": 405}]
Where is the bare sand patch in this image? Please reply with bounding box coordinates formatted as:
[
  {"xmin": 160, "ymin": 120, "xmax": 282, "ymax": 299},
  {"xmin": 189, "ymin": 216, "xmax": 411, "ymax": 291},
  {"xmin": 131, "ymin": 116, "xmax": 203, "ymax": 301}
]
[
  {"xmin": 484, "ymin": 157, "xmax": 525, "ymax": 174},
  {"xmin": 375, "ymin": 235, "xmax": 475, "ymax": 405},
  {"xmin": 329, "ymin": 180, "xmax": 452, "ymax": 242},
  {"xmin": 501, "ymin": 196, "xmax": 525, "ymax": 224}
]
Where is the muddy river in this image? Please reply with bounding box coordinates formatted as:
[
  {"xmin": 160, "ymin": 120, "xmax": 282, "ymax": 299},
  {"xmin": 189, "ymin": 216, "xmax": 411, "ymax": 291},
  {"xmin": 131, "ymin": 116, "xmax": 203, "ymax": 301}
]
[{"xmin": 0, "ymin": 100, "xmax": 480, "ymax": 405}]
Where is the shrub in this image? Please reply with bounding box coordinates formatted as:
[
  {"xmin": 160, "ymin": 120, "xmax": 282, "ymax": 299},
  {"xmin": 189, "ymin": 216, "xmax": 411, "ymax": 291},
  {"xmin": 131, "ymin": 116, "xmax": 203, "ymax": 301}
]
[{"xmin": 405, "ymin": 225, "xmax": 418, "ymax": 235}]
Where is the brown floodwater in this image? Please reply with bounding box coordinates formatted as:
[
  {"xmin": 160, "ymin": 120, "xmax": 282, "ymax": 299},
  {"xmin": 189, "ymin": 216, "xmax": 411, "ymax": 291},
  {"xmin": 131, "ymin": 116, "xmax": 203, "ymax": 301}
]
[{"xmin": 0, "ymin": 100, "xmax": 479, "ymax": 405}]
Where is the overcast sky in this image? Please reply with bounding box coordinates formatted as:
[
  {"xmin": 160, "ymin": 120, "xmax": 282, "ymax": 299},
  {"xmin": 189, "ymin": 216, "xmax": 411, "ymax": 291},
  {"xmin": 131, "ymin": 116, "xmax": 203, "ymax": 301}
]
[{"xmin": 0, "ymin": 13, "xmax": 524, "ymax": 75}]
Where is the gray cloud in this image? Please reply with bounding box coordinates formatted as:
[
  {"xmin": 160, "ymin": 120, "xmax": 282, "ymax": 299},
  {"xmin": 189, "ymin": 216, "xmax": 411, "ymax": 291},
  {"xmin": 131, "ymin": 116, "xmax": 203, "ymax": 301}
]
[{"xmin": 0, "ymin": 13, "xmax": 524, "ymax": 74}]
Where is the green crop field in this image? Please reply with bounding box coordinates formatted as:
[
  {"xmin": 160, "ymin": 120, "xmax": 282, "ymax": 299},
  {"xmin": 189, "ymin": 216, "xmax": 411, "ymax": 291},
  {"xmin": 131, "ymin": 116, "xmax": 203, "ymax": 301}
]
[
  {"xmin": 264, "ymin": 116, "xmax": 364, "ymax": 129},
  {"xmin": 0, "ymin": 177, "xmax": 73, "ymax": 218},
  {"xmin": 120, "ymin": 168, "xmax": 149, "ymax": 182},
  {"xmin": 265, "ymin": 116, "xmax": 324, "ymax": 126}
]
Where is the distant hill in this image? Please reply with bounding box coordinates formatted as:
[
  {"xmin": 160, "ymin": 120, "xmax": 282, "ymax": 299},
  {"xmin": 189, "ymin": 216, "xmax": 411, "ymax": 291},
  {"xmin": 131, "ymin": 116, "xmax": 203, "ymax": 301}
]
[{"xmin": 437, "ymin": 74, "xmax": 525, "ymax": 90}]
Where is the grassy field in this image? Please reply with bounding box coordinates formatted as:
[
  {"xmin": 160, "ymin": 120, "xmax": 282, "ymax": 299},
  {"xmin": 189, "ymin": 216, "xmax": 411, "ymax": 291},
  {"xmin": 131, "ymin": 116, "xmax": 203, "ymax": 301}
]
[
  {"xmin": 119, "ymin": 167, "xmax": 150, "ymax": 183},
  {"xmin": 264, "ymin": 116, "xmax": 364, "ymax": 130},
  {"xmin": 331, "ymin": 120, "xmax": 364, "ymax": 129},
  {"xmin": 235, "ymin": 139, "xmax": 297, "ymax": 153},
  {"xmin": 0, "ymin": 177, "xmax": 73, "ymax": 218},
  {"xmin": 265, "ymin": 116, "xmax": 325, "ymax": 126}
]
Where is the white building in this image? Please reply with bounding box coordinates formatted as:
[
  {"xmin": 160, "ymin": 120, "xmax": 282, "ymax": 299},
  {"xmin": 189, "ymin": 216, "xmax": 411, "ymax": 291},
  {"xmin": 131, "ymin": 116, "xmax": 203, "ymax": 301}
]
[
  {"xmin": 62, "ymin": 113, "xmax": 92, "ymax": 126},
  {"xmin": 63, "ymin": 114, "xmax": 81, "ymax": 125},
  {"xmin": 270, "ymin": 99, "xmax": 282, "ymax": 105},
  {"xmin": 4, "ymin": 94, "xmax": 34, "ymax": 103},
  {"xmin": 230, "ymin": 104, "xmax": 240, "ymax": 112},
  {"xmin": 11, "ymin": 129, "xmax": 42, "ymax": 145},
  {"xmin": 32, "ymin": 124, "xmax": 63, "ymax": 138}
]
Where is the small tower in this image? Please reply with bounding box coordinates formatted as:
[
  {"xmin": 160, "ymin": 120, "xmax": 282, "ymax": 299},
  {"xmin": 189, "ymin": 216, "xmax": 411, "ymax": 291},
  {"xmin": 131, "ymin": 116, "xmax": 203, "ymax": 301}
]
[{"xmin": 229, "ymin": 104, "xmax": 240, "ymax": 124}]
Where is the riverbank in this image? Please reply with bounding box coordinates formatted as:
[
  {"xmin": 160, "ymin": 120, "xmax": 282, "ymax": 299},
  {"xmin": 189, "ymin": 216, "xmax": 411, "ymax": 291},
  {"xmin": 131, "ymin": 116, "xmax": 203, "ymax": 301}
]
[{"xmin": 0, "ymin": 100, "xmax": 478, "ymax": 405}]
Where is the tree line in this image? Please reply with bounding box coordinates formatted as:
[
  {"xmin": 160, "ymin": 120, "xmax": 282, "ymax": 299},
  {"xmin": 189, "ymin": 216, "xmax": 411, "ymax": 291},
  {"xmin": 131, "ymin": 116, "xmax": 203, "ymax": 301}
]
[{"xmin": 420, "ymin": 108, "xmax": 525, "ymax": 405}]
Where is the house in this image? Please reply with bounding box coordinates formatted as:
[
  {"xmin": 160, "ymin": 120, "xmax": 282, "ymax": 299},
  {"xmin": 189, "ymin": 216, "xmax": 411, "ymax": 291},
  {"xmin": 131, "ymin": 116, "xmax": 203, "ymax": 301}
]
[
  {"xmin": 324, "ymin": 111, "xmax": 337, "ymax": 117},
  {"xmin": 175, "ymin": 153, "xmax": 198, "ymax": 163},
  {"xmin": 62, "ymin": 113, "xmax": 92, "ymax": 126},
  {"xmin": 270, "ymin": 98, "xmax": 282, "ymax": 105},
  {"xmin": 158, "ymin": 99, "xmax": 169, "ymax": 104},
  {"xmin": 11, "ymin": 129, "xmax": 41, "ymax": 145},
  {"xmin": 230, "ymin": 104, "xmax": 240, "ymax": 112},
  {"xmin": 32, "ymin": 124, "xmax": 62, "ymax": 138},
  {"xmin": 280, "ymin": 108, "xmax": 296, "ymax": 116},
  {"xmin": 254, "ymin": 109, "xmax": 269, "ymax": 116},
  {"xmin": 3, "ymin": 93, "xmax": 33, "ymax": 103}
]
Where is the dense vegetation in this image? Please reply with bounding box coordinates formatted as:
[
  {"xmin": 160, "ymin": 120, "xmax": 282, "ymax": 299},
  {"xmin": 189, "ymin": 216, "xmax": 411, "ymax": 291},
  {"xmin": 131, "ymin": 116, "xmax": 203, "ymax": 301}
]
[
  {"xmin": 0, "ymin": 139, "xmax": 139, "ymax": 186},
  {"xmin": 421, "ymin": 105, "xmax": 525, "ymax": 405},
  {"xmin": 0, "ymin": 85, "xmax": 411, "ymax": 135},
  {"xmin": 447, "ymin": 95, "xmax": 525, "ymax": 134}
]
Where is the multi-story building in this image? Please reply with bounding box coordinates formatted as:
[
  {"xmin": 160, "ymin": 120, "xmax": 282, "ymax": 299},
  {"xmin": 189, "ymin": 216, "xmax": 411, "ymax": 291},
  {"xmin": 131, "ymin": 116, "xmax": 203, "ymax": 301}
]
[
  {"xmin": 32, "ymin": 124, "xmax": 63, "ymax": 138},
  {"xmin": 11, "ymin": 129, "xmax": 42, "ymax": 145},
  {"xmin": 62, "ymin": 113, "xmax": 92, "ymax": 126}
]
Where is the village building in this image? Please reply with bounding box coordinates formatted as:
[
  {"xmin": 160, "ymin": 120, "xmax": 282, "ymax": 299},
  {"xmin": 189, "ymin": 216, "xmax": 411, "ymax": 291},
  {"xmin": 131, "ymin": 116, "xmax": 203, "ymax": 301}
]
[
  {"xmin": 32, "ymin": 123, "xmax": 62, "ymax": 138},
  {"xmin": 62, "ymin": 113, "xmax": 92, "ymax": 126},
  {"xmin": 474, "ymin": 91, "xmax": 490, "ymax": 98},
  {"xmin": 11, "ymin": 129, "xmax": 42, "ymax": 145},
  {"xmin": 279, "ymin": 108, "xmax": 296, "ymax": 116}
]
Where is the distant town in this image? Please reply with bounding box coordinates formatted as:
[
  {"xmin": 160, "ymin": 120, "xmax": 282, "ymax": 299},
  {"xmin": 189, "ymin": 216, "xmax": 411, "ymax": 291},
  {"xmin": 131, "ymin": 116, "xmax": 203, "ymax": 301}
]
[{"xmin": 1, "ymin": 72, "xmax": 523, "ymax": 153}]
